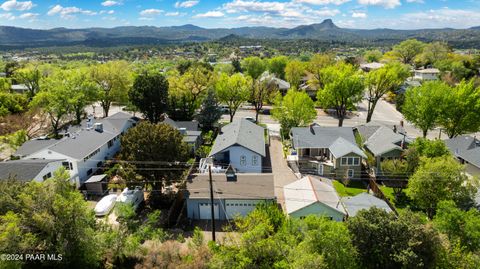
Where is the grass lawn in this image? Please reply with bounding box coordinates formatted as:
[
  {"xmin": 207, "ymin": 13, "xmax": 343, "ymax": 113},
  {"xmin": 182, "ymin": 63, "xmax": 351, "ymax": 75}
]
[
  {"xmin": 332, "ymin": 180, "xmax": 368, "ymax": 197},
  {"xmin": 380, "ymin": 185, "xmax": 395, "ymax": 202}
]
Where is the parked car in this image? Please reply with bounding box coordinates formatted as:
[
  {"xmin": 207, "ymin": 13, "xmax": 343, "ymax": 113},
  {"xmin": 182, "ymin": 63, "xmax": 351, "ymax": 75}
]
[
  {"xmin": 262, "ymin": 109, "xmax": 271, "ymax": 115},
  {"xmin": 94, "ymin": 194, "xmax": 118, "ymax": 217},
  {"xmin": 219, "ymin": 105, "xmax": 230, "ymax": 114},
  {"xmin": 244, "ymin": 116, "xmax": 256, "ymax": 123},
  {"xmin": 117, "ymin": 187, "xmax": 144, "ymax": 210}
]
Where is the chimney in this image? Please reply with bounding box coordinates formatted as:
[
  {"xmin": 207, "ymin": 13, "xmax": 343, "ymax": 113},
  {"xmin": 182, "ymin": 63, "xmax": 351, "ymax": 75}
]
[
  {"xmin": 309, "ymin": 124, "xmax": 315, "ymax": 135},
  {"xmin": 225, "ymin": 165, "xmax": 237, "ymax": 182},
  {"xmin": 94, "ymin": 122, "xmax": 103, "ymax": 133},
  {"xmin": 393, "ymin": 125, "xmax": 397, "ymax": 133}
]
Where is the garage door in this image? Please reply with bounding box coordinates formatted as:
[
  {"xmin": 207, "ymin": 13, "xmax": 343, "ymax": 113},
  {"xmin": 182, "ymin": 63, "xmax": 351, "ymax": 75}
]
[
  {"xmin": 199, "ymin": 203, "xmax": 219, "ymax": 220},
  {"xmin": 225, "ymin": 200, "xmax": 260, "ymax": 219}
]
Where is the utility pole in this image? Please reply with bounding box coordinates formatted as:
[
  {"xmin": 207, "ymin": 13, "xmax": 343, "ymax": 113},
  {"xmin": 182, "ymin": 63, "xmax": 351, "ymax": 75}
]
[{"xmin": 208, "ymin": 164, "xmax": 216, "ymax": 242}]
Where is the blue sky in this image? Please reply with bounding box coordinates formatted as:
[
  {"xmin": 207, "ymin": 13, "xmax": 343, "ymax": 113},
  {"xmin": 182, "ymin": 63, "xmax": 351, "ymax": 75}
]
[{"xmin": 1, "ymin": 0, "xmax": 480, "ymax": 29}]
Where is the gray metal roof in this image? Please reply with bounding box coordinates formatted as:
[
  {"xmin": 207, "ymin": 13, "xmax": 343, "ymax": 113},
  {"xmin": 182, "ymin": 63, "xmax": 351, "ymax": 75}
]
[
  {"xmin": 210, "ymin": 119, "xmax": 266, "ymax": 157},
  {"xmin": 363, "ymin": 126, "xmax": 409, "ymax": 156},
  {"xmin": 0, "ymin": 159, "xmax": 63, "ymax": 182},
  {"xmin": 186, "ymin": 173, "xmax": 275, "ymax": 199},
  {"xmin": 85, "ymin": 174, "xmax": 107, "ymax": 183},
  {"xmin": 163, "ymin": 118, "xmax": 199, "ymax": 131},
  {"xmin": 21, "ymin": 112, "xmax": 135, "ymax": 160},
  {"xmin": 343, "ymin": 193, "xmax": 392, "ymax": 217},
  {"xmin": 445, "ymin": 136, "xmax": 480, "ymax": 168},
  {"xmin": 329, "ymin": 137, "xmax": 367, "ymax": 158},
  {"xmin": 291, "ymin": 126, "xmax": 364, "ymax": 158},
  {"xmin": 14, "ymin": 139, "xmax": 58, "ymax": 157}
]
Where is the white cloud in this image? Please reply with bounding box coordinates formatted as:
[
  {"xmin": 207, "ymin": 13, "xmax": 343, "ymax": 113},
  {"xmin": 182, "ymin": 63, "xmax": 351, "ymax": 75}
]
[
  {"xmin": 357, "ymin": 0, "xmax": 400, "ymax": 9},
  {"xmin": 406, "ymin": 0, "xmax": 424, "ymax": 3},
  {"xmin": 175, "ymin": 1, "xmax": 199, "ymax": 8},
  {"xmin": 101, "ymin": 1, "xmax": 121, "ymax": 7},
  {"xmin": 47, "ymin": 5, "xmax": 97, "ymax": 19},
  {"xmin": 0, "ymin": 0, "xmax": 34, "ymax": 11},
  {"xmin": 352, "ymin": 11, "xmax": 367, "ymax": 18},
  {"xmin": 165, "ymin": 11, "xmax": 181, "ymax": 16},
  {"xmin": 0, "ymin": 12, "xmax": 14, "ymax": 20},
  {"xmin": 194, "ymin": 11, "xmax": 225, "ymax": 18},
  {"xmin": 295, "ymin": 0, "xmax": 350, "ymax": 5},
  {"xmin": 100, "ymin": 10, "xmax": 115, "ymax": 15},
  {"xmin": 19, "ymin": 12, "xmax": 37, "ymax": 19},
  {"xmin": 399, "ymin": 8, "xmax": 480, "ymax": 29},
  {"xmin": 139, "ymin": 9, "xmax": 163, "ymax": 16}
]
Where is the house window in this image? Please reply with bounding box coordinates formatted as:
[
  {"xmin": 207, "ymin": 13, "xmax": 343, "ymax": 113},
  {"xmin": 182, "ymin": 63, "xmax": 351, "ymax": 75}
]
[
  {"xmin": 341, "ymin": 157, "xmax": 360, "ymax": 166},
  {"xmin": 252, "ymin": 155, "xmax": 259, "ymax": 166},
  {"xmin": 42, "ymin": 172, "xmax": 52, "ymax": 181},
  {"xmin": 240, "ymin": 155, "xmax": 246, "ymax": 166},
  {"xmin": 62, "ymin": 162, "xmax": 72, "ymax": 170},
  {"xmin": 87, "ymin": 169, "xmax": 93, "ymax": 176},
  {"xmin": 108, "ymin": 139, "xmax": 114, "ymax": 148},
  {"xmin": 347, "ymin": 169, "xmax": 354, "ymax": 178}
]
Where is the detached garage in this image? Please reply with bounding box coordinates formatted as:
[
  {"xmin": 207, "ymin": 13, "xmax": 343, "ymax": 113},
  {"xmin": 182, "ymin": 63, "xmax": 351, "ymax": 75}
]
[{"xmin": 185, "ymin": 173, "xmax": 276, "ymax": 220}]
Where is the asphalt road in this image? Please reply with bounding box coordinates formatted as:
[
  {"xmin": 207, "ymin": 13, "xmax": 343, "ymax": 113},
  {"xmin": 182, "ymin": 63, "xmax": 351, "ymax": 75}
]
[{"xmin": 223, "ymin": 99, "xmax": 443, "ymax": 139}]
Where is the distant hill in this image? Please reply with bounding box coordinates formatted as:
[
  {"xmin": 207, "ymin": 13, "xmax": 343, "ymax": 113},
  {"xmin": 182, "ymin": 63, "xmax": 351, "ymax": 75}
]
[{"xmin": 1, "ymin": 20, "xmax": 480, "ymax": 49}]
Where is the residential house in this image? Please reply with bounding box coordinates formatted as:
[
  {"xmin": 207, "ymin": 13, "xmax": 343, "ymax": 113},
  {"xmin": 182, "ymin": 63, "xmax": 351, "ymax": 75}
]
[
  {"xmin": 13, "ymin": 112, "xmax": 138, "ymax": 186},
  {"xmin": 355, "ymin": 123, "xmax": 411, "ymax": 173},
  {"xmin": 186, "ymin": 171, "xmax": 275, "ymax": 220},
  {"xmin": 10, "ymin": 84, "xmax": 29, "ymax": 94},
  {"xmin": 163, "ymin": 117, "xmax": 202, "ymax": 153},
  {"xmin": 0, "ymin": 159, "xmax": 65, "ymax": 182},
  {"xmin": 208, "ymin": 119, "xmax": 266, "ymax": 173},
  {"xmin": 284, "ymin": 176, "xmax": 346, "ymax": 221},
  {"xmin": 342, "ymin": 193, "xmax": 392, "ymax": 217},
  {"xmin": 360, "ymin": 62, "xmax": 385, "ymax": 72},
  {"xmin": 444, "ymin": 135, "xmax": 480, "ymax": 177},
  {"xmin": 290, "ymin": 125, "xmax": 366, "ymax": 180},
  {"xmin": 259, "ymin": 71, "xmax": 290, "ymax": 95},
  {"xmin": 414, "ymin": 68, "xmax": 440, "ymax": 81}
]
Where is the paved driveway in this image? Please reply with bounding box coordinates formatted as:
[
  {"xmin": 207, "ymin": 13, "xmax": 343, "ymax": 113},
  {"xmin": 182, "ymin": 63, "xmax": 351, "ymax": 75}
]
[{"xmin": 268, "ymin": 137, "xmax": 299, "ymax": 210}]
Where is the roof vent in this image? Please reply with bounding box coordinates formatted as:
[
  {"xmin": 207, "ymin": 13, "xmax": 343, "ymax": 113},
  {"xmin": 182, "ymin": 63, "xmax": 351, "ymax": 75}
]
[{"xmin": 94, "ymin": 122, "xmax": 103, "ymax": 133}]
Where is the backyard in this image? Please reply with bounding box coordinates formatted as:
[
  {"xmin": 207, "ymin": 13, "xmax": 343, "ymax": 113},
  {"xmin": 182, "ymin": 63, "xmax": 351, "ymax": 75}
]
[{"xmin": 332, "ymin": 180, "xmax": 368, "ymax": 197}]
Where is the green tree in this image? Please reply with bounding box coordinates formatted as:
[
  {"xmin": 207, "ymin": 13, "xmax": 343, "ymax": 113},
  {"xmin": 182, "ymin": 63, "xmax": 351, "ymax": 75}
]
[
  {"xmin": 434, "ymin": 200, "xmax": 480, "ymax": 252},
  {"xmin": 268, "ymin": 56, "xmax": 288, "ymax": 79},
  {"xmin": 392, "ymin": 39, "xmax": 425, "ymax": 64},
  {"xmin": 438, "ymin": 79, "xmax": 480, "ymax": 138},
  {"xmin": 403, "ymin": 81, "xmax": 450, "ymax": 137},
  {"xmin": 197, "ymin": 89, "xmax": 222, "ymax": 132},
  {"xmin": 14, "ymin": 65, "xmax": 41, "ymax": 99},
  {"xmin": 285, "ymin": 60, "xmax": 305, "ymax": 89},
  {"xmin": 168, "ymin": 65, "xmax": 213, "ymax": 120},
  {"xmin": 407, "ymin": 157, "xmax": 478, "ymax": 219},
  {"xmin": 120, "ymin": 122, "xmax": 189, "ymax": 202},
  {"xmin": 272, "ymin": 90, "xmax": 316, "ymax": 136},
  {"xmin": 64, "ymin": 69, "xmax": 97, "ymax": 125},
  {"xmin": 252, "ymin": 74, "xmax": 278, "ymax": 122},
  {"xmin": 316, "ymin": 63, "xmax": 364, "ymax": 126},
  {"xmin": 30, "ymin": 74, "xmax": 73, "ymax": 137},
  {"xmin": 91, "ymin": 60, "xmax": 132, "ymax": 117},
  {"xmin": 365, "ymin": 62, "xmax": 410, "ymax": 122},
  {"xmin": 418, "ymin": 42, "xmax": 450, "ymax": 66},
  {"xmin": 347, "ymin": 208, "xmax": 442, "ymax": 269},
  {"xmin": 0, "ymin": 169, "xmax": 101, "ymax": 268},
  {"xmin": 306, "ymin": 53, "xmax": 335, "ymax": 90},
  {"xmin": 215, "ymin": 73, "xmax": 252, "ymax": 122},
  {"xmin": 0, "ymin": 92, "xmax": 28, "ymax": 117},
  {"xmin": 364, "ymin": 50, "xmax": 383, "ymax": 63},
  {"xmin": 129, "ymin": 71, "xmax": 169, "ymax": 123},
  {"xmin": 242, "ymin": 57, "xmax": 266, "ymax": 79}
]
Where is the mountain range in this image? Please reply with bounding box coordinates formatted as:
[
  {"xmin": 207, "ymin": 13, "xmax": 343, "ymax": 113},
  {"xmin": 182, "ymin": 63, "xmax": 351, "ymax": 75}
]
[{"xmin": 1, "ymin": 19, "xmax": 480, "ymax": 49}]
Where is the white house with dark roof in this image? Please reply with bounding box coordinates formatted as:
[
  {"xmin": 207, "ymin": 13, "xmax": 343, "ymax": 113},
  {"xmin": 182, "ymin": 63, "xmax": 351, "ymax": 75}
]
[
  {"xmin": 13, "ymin": 112, "xmax": 138, "ymax": 186},
  {"xmin": 290, "ymin": 125, "xmax": 366, "ymax": 180},
  {"xmin": 284, "ymin": 176, "xmax": 346, "ymax": 221},
  {"xmin": 208, "ymin": 119, "xmax": 266, "ymax": 173},
  {"xmin": 0, "ymin": 159, "xmax": 65, "ymax": 182}
]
